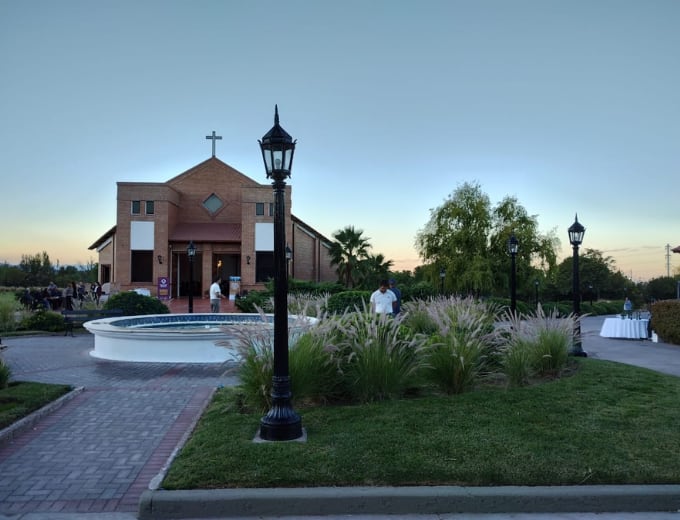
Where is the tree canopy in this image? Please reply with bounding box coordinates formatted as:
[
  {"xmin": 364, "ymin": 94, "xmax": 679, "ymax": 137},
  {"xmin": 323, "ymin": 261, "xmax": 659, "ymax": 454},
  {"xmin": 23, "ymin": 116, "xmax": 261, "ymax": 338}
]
[{"xmin": 415, "ymin": 181, "xmax": 559, "ymax": 297}]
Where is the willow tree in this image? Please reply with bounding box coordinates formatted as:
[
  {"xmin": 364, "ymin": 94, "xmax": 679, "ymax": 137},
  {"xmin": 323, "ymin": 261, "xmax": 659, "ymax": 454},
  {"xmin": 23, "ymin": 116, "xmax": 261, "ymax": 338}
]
[
  {"xmin": 415, "ymin": 181, "xmax": 559, "ymax": 298},
  {"xmin": 415, "ymin": 182, "xmax": 493, "ymax": 295}
]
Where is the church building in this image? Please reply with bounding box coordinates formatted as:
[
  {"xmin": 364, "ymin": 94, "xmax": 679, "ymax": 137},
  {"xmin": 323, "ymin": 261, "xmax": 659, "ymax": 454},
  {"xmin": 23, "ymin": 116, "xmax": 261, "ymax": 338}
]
[{"xmin": 88, "ymin": 145, "xmax": 336, "ymax": 300}]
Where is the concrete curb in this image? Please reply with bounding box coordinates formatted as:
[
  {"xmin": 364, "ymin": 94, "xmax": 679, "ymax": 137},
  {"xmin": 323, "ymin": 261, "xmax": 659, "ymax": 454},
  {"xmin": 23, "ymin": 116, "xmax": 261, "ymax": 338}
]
[
  {"xmin": 138, "ymin": 484, "xmax": 680, "ymax": 519},
  {"xmin": 0, "ymin": 386, "xmax": 85, "ymax": 447}
]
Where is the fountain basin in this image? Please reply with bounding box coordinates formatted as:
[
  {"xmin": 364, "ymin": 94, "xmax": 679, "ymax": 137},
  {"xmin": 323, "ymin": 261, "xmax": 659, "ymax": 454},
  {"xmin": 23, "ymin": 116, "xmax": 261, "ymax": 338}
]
[{"xmin": 84, "ymin": 313, "xmax": 301, "ymax": 363}]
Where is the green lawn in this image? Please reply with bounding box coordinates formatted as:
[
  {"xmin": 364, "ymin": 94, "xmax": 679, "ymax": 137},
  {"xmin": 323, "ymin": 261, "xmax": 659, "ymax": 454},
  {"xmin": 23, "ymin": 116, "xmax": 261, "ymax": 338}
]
[
  {"xmin": 0, "ymin": 381, "xmax": 73, "ymax": 429},
  {"xmin": 163, "ymin": 358, "xmax": 680, "ymax": 489}
]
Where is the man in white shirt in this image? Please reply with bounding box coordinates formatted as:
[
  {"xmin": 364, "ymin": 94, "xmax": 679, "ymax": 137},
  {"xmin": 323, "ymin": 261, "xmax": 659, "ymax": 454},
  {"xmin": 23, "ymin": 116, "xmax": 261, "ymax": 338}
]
[
  {"xmin": 209, "ymin": 276, "xmax": 224, "ymax": 313},
  {"xmin": 370, "ymin": 279, "xmax": 397, "ymax": 315}
]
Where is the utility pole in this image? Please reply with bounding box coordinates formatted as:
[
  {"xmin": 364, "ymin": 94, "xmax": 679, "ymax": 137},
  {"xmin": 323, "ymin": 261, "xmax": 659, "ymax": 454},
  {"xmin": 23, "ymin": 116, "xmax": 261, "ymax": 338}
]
[{"xmin": 666, "ymin": 244, "xmax": 671, "ymax": 277}]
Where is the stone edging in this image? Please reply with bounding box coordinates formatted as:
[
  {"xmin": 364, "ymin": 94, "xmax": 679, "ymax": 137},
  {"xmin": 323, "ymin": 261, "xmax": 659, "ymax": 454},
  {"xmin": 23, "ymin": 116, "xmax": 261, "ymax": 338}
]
[{"xmin": 0, "ymin": 386, "xmax": 85, "ymax": 447}]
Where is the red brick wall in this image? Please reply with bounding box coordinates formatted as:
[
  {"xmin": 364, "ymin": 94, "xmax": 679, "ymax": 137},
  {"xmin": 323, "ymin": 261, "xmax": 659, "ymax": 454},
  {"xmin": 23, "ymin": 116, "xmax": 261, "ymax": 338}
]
[{"xmin": 102, "ymin": 158, "xmax": 334, "ymax": 295}]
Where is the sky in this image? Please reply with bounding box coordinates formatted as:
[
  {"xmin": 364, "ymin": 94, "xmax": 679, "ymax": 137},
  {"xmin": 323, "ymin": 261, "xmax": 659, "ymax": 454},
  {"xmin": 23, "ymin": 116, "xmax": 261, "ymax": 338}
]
[{"xmin": 1, "ymin": 0, "xmax": 679, "ymax": 281}]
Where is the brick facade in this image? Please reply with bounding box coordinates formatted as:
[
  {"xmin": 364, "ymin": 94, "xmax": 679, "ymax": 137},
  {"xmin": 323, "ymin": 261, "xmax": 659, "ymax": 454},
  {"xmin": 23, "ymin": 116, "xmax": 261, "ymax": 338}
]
[{"xmin": 89, "ymin": 157, "xmax": 336, "ymax": 299}]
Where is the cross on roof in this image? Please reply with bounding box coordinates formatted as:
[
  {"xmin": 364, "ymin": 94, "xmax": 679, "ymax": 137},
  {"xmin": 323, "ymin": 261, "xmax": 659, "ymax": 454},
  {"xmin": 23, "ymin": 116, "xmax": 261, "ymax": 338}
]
[{"xmin": 205, "ymin": 131, "xmax": 222, "ymax": 157}]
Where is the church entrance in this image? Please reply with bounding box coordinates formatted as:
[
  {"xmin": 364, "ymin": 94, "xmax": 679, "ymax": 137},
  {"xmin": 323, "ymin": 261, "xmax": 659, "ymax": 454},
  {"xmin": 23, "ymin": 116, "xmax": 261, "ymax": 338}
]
[
  {"xmin": 172, "ymin": 252, "xmax": 203, "ymax": 298},
  {"xmin": 213, "ymin": 254, "xmax": 240, "ymax": 296}
]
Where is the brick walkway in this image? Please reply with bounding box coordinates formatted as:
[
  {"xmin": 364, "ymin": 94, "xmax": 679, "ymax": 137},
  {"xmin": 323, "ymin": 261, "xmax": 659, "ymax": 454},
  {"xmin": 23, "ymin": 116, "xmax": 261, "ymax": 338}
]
[{"xmin": 0, "ymin": 312, "xmax": 240, "ymax": 515}]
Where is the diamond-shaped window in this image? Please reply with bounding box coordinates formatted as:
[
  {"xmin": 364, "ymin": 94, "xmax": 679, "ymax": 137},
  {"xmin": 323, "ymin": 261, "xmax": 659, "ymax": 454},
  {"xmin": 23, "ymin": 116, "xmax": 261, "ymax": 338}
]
[{"xmin": 203, "ymin": 193, "xmax": 224, "ymax": 214}]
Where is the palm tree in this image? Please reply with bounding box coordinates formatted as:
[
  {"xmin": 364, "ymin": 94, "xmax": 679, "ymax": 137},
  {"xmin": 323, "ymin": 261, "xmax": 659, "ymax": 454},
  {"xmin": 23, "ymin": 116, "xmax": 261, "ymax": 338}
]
[
  {"xmin": 329, "ymin": 226, "xmax": 371, "ymax": 288},
  {"xmin": 356, "ymin": 253, "xmax": 394, "ymax": 290}
]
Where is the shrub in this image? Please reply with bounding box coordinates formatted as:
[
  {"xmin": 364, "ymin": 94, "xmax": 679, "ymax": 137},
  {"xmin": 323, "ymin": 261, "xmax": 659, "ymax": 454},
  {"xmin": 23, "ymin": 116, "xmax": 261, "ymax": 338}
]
[
  {"xmin": 419, "ymin": 296, "xmax": 498, "ymax": 394},
  {"xmin": 502, "ymin": 337, "xmax": 533, "ymax": 387},
  {"xmin": 501, "ymin": 307, "xmax": 576, "ymax": 385},
  {"xmin": 289, "ymin": 332, "xmax": 343, "ymax": 406},
  {"xmin": 401, "ymin": 281, "xmax": 436, "ymax": 302},
  {"xmin": 288, "ymin": 279, "xmax": 344, "ymax": 295},
  {"xmin": 20, "ymin": 310, "xmax": 65, "ymax": 332},
  {"xmin": 650, "ymin": 300, "xmax": 680, "ymax": 345},
  {"xmin": 103, "ymin": 292, "xmax": 169, "ymax": 316},
  {"xmin": 0, "ymin": 292, "xmax": 20, "ymax": 332},
  {"xmin": 325, "ymin": 291, "xmax": 370, "ymax": 314},
  {"xmin": 287, "ymin": 293, "xmax": 328, "ymax": 318},
  {"xmin": 401, "ymin": 300, "xmax": 439, "ymax": 335},
  {"xmin": 0, "ymin": 360, "xmax": 11, "ymax": 389},
  {"xmin": 533, "ymin": 328, "xmax": 570, "ymax": 376},
  {"xmin": 327, "ymin": 309, "xmax": 427, "ymax": 402},
  {"xmin": 223, "ymin": 312, "xmax": 336, "ymax": 411},
  {"xmin": 235, "ymin": 290, "xmax": 272, "ymax": 313},
  {"xmin": 230, "ymin": 322, "xmax": 275, "ymax": 412}
]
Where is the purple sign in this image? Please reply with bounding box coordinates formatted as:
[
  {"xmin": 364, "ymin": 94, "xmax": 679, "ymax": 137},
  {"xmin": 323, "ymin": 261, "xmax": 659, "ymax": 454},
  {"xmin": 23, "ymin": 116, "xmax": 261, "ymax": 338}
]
[{"xmin": 157, "ymin": 277, "xmax": 170, "ymax": 300}]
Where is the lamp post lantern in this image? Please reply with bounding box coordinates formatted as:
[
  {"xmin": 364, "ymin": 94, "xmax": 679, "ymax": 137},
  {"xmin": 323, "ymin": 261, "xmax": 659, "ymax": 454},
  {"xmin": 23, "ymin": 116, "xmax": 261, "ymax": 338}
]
[
  {"xmin": 187, "ymin": 241, "xmax": 196, "ymax": 313},
  {"xmin": 257, "ymin": 106, "xmax": 303, "ymax": 441},
  {"xmin": 508, "ymin": 233, "xmax": 518, "ymax": 314},
  {"xmin": 439, "ymin": 267, "xmax": 446, "ymax": 294},
  {"xmin": 285, "ymin": 244, "xmax": 292, "ymax": 279},
  {"xmin": 568, "ymin": 214, "xmax": 587, "ymax": 357}
]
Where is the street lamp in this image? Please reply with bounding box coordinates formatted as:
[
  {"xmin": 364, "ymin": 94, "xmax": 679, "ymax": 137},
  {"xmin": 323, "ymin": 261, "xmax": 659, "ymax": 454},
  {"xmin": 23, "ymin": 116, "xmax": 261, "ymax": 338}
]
[
  {"xmin": 534, "ymin": 279, "xmax": 539, "ymax": 307},
  {"xmin": 257, "ymin": 106, "xmax": 303, "ymax": 441},
  {"xmin": 187, "ymin": 240, "xmax": 196, "ymax": 314},
  {"xmin": 439, "ymin": 267, "xmax": 446, "ymax": 294},
  {"xmin": 568, "ymin": 214, "xmax": 587, "ymax": 357},
  {"xmin": 507, "ymin": 233, "xmax": 518, "ymax": 314},
  {"xmin": 285, "ymin": 244, "xmax": 292, "ymax": 278}
]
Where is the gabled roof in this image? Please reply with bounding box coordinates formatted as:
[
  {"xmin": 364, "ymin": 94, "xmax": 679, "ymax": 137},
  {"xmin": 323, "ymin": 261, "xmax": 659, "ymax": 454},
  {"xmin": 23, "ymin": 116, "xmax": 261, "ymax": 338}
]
[
  {"xmin": 291, "ymin": 214, "xmax": 333, "ymax": 245},
  {"xmin": 166, "ymin": 156, "xmax": 261, "ymax": 188},
  {"xmin": 89, "ymin": 225, "xmax": 116, "ymax": 250},
  {"xmin": 169, "ymin": 222, "xmax": 241, "ymax": 242}
]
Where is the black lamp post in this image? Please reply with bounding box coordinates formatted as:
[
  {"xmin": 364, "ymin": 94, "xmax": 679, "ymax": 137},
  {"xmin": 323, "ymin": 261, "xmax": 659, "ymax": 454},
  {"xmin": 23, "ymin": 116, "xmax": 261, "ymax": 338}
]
[
  {"xmin": 589, "ymin": 283, "xmax": 594, "ymax": 307},
  {"xmin": 258, "ymin": 106, "xmax": 303, "ymax": 441},
  {"xmin": 568, "ymin": 214, "xmax": 587, "ymax": 357},
  {"xmin": 534, "ymin": 280, "xmax": 539, "ymax": 307},
  {"xmin": 187, "ymin": 240, "xmax": 196, "ymax": 314},
  {"xmin": 439, "ymin": 267, "xmax": 446, "ymax": 294},
  {"xmin": 507, "ymin": 233, "xmax": 518, "ymax": 314}
]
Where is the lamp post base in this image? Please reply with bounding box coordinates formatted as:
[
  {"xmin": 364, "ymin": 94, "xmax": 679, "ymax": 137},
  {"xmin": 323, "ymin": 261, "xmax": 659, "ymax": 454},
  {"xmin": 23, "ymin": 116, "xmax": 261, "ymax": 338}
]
[
  {"xmin": 569, "ymin": 322, "xmax": 587, "ymax": 357},
  {"xmin": 259, "ymin": 376, "xmax": 303, "ymax": 441}
]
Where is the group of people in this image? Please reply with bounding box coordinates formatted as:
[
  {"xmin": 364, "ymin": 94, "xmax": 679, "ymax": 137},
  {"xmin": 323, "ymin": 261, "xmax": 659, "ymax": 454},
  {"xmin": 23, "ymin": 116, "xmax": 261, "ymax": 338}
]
[
  {"xmin": 21, "ymin": 282, "xmax": 104, "ymax": 311},
  {"xmin": 369, "ymin": 279, "xmax": 402, "ymax": 316}
]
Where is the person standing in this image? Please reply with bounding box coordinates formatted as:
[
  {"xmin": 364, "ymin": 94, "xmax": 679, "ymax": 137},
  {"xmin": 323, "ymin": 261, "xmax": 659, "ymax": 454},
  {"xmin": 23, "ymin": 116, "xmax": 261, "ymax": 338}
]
[
  {"xmin": 209, "ymin": 276, "xmax": 224, "ymax": 313},
  {"xmin": 370, "ymin": 279, "xmax": 397, "ymax": 316},
  {"xmin": 623, "ymin": 297, "xmax": 633, "ymax": 317},
  {"xmin": 388, "ymin": 278, "xmax": 402, "ymax": 315},
  {"xmin": 93, "ymin": 282, "xmax": 102, "ymax": 306}
]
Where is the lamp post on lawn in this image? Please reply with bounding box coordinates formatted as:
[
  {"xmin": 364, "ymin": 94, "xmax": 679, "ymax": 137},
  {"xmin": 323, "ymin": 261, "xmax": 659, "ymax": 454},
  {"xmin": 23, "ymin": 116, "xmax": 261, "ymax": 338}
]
[
  {"xmin": 439, "ymin": 267, "xmax": 446, "ymax": 295},
  {"xmin": 257, "ymin": 106, "xmax": 303, "ymax": 441},
  {"xmin": 508, "ymin": 233, "xmax": 518, "ymax": 314},
  {"xmin": 568, "ymin": 214, "xmax": 587, "ymax": 357},
  {"xmin": 534, "ymin": 279, "xmax": 539, "ymax": 307},
  {"xmin": 285, "ymin": 244, "xmax": 292, "ymax": 279},
  {"xmin": 187, "ymin": 240, "xmax": 196, "ymax": 314}
]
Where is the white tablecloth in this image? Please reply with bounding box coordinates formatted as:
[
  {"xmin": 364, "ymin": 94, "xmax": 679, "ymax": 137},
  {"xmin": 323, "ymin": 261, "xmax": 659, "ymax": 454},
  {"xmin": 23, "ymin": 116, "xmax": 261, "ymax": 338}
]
[{"xmin": 599, "ymin": 317, "xmax": 649, "ymax": 339}]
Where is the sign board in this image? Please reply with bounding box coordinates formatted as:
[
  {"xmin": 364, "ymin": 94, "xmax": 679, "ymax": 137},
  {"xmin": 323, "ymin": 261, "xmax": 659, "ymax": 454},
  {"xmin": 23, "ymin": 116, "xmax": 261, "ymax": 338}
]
[
  {"xmin": 228, "ymin": 276, "xmax": 240, "ymax": 301},
  {"xmin": 157, "ymin": 277, "xmax": 170, "ymax": 300}
]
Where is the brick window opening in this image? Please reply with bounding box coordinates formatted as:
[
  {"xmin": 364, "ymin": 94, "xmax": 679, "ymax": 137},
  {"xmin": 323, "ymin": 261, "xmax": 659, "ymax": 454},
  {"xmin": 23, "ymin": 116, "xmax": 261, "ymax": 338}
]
[{"xmin": 203, "ymin": 194, "xmax": 224, "ymax": 214}]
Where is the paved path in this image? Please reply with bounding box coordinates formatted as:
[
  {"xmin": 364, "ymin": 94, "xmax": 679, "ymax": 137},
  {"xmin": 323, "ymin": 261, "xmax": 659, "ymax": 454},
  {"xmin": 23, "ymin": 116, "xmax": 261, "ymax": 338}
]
[
  {"xmin": 0, "ymin": 333, "xmax": 239, "ymax": 517},
  {"xmin": 0, "ymin": 315, "xmax": 679, "ymax": 520}
]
